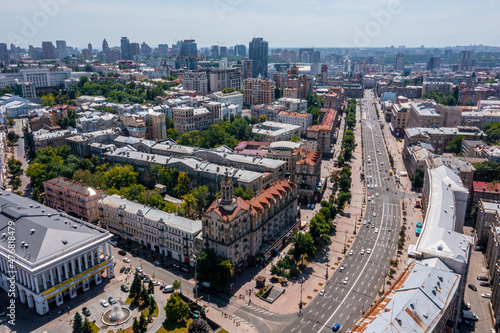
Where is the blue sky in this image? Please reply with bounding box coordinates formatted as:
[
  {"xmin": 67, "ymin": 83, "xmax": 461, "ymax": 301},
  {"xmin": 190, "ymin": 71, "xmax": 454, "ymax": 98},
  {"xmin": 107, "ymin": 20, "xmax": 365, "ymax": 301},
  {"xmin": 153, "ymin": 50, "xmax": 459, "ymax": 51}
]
[{"xmin": 2, "ymin": 0, "xmax": 499, "ymax": 49}]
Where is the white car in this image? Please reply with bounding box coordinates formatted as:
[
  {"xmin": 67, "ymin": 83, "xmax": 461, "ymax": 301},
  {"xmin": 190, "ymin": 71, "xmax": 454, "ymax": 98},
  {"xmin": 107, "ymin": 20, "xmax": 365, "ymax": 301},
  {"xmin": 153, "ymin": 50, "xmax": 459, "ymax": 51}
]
[
  {"xmin": 153, "ymin": 280, "xmax": 161, "ymax": 286},
  {"xmin": 319, "ymin": 289, "xmax": 325, "ymax": 296},
  {"xmin": 360, "ymin": 249, "xmax": 365, "ymax": 255},
  {"xmin": 367, "ymin": 248, "xmax": 371, "ymax": 254},
  {"xmin": 123, "ymin": 258, "xmax": 130, "ymax": 263},
  {"xmin": 339, "ymin": 264, "xmax": 346, "ymax": 272},
  {"xmin": 363, "ymin": 220, "xmax": 367, "ymax": 225},
  {"xmin": 136, "ymin": 267, "xmax": 142, "ymax": 273},
  {"xmin": 375, "ymin": 228, "xmax": 379, "ymax": 233},
  {"xmin": 100, "ymin": 300, "xmax": 109, "ymax": 307},
  {"xmin": 349, "ymin": 250, "xmax": 354, "ymax": 256},
  {"xmin": 482, "ymin": 293, "xmax": 492, "ymax": 299},
  {"xmin": 343, "ymin": 277, "xmax": 349, "ymax": 285},
  {"xmin": 376, "ymin": 193, "xmax": 379, "ymax": 197}
]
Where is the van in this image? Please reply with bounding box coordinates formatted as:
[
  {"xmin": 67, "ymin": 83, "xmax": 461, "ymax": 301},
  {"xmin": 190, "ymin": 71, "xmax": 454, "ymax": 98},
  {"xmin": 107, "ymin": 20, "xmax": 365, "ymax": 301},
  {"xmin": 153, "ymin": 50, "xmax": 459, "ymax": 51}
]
[{"xmin": 162, "ymin": 285, "xmax": 174, "ymax": 293}]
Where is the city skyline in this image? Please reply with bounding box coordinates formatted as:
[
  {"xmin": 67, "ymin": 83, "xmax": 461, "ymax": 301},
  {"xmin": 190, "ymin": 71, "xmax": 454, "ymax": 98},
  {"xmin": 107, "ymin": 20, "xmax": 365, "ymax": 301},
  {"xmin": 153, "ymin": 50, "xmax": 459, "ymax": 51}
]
[{"xmin": 1, "ymin": 0, "xmax": 500, "ymax": 49}]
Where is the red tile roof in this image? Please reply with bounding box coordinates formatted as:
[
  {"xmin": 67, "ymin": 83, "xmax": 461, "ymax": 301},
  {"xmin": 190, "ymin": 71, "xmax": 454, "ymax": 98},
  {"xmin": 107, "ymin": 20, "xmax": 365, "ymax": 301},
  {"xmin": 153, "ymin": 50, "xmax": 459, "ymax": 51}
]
[{"xmin": 472, "ymin": 181, "xmax": 500, "ymax": 193}]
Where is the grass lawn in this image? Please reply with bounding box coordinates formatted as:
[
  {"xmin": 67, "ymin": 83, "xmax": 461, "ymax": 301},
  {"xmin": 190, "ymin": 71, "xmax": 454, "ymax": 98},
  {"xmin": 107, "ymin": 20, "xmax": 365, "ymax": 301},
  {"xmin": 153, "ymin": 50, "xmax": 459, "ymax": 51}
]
[
  {"xmin": 89, "ymin": 322, "xmax": 100, "ymax": 333},
  {"xmin": 156, "ymin": 319, "xmax": 192, "ymax": 333},
  {"xmin": 107, "ymin": 327, "xmax": 134, "ymax": 333},
  {"xmin": 125, "ymin": 296, "xmax": 133, "ymax": 304},
  {"xmin": 142, "ymin": 304, "xmax": 159, "ymax": 318},
  {"xmin": 218, "ymin": 330, "xmax": 229, "ymax": 333}
]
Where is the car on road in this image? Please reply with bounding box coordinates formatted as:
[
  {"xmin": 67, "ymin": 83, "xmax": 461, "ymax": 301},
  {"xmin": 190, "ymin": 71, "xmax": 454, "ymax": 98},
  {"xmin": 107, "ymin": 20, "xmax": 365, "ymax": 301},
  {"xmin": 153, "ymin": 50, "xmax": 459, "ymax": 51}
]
[
  {"xmin": 339, "ymin": 264, "xmax": 346, "ymax": 272},
  {"xmin": 464, "ymin": 302, "xmax": 471, "ymax": 310},
  {"xmin": 124, "ymin": 268, "xmax": 130, "ymax": 274},
  {"xmin": 371, "ymin": 206, "xmax": 374, "ymax": 211},
  {"xmin": 123, "ymin": 258, "xmax": 130, "ymax": 263},
  {"xmin": 360, "ymin": 249, "xmax": 365, "ymax": 255},
  {"xmin": 477, "ymin": 276, "xmax": 488, "ymax": 281},
  {"xmin": 376, "ymin": 193, "xmax": 379, "ymax": 197},
  {"xmin": 482, "ymin": 293, "xmax": 492, "ymax": 299},
  {"xmin": 480, "ymin": 282, "xmax": 491, "ymax": 287},
  {"xmin": 363, "ymin": 220, "xmax": 367, "ymax": 225},
  {"xmin": 349, "ymin": 250, "xmax": 353, "ymax": 256},
  {"xmin": 82, "ymin": 307, "xmax": 91, "ymax": 317},
  {"xmin": 332, "ymin": 323, "xmax": 340, "ymax": 331},
  {"xmin": 120, "ymin": 267, "xmax": 125, "ymax": 273},
  {"xmin": 319, "ymin": 289, "xmax": 325, "ymax": 296},
  {"xmin": 373, "ymin": 212, "xmax": 376, "ymax": 217},
  {"xmin": 372, "ymin": 223, "xmax": 375, "ymax": 228},
  {"xmin": 100, "ymin": 300, "xmax": 109, "ymax": 307},
  {"xmin": 468, "ymin": 284, "xmax": 477, "ymax": 291},
  {"xmin": 367, "ymin": 248, "xmax": 371, "ymax": 254},
  {"xmin": 118, "ymin": 250, "xmax": 126, "ymax": 256},
  {"xmin": 121, "ymin": 284, "xmax": 129, "ymax": 292},
  {"xmin": 136, "ymin": 267, "xmax": 143, "ymax": 273},
  {"xmin": 386, "ymin": 187, "xmax": 389, "ymax": 191},
  {"xmin": 143, "ymin": 277, "xmax": 151, "ymax": 283},
  {"xmin": 474, "ymin": 246, "xmax": 484, "ymax": 251},
  {"xmin": 343, "ymin": 277, "xmax": 349, "ymax": 285},
  {"xmin": 160, "ymin": 285, "xmax": 167, "ymax": 290},
  {"xmin": 108, "ymin": 297, "xmax": 117, "ymax": 305},
  {"xmin": 153, "ymin": 280, "xmax": 161, "ymax": 286}
]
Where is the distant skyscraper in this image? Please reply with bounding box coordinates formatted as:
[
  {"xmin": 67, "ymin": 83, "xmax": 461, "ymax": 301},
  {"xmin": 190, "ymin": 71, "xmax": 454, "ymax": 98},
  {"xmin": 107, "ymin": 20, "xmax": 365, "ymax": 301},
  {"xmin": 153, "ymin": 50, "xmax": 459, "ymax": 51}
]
[
  {"xmin": 211, "ymin": 45, "xmax": 219, "ymax": 58},
  {"xmin": 427, "ymin": 56, "xmax": 441, "ymax": 70},
  {"xmin": 88, "ymin": 43, "xmax": 93, "ymax": 54},
  {"xmin": 394, "ymin": 52, "xmax": 405, "ymax": 71},
  {"xmin": 130, "ymin": 42, "xmax": 140, "ymax": 57},
  {"xmin": 158, "ymin": 44, "xmax": 169, "ymax": 56},
  {"xmin": 249, "ymin": 37, "xmax": 268, "ymax": 78},
  {"xmin": 141, "ymin": 42, "xmax": 151, "ymax": 56},
  {"xmin": 102, "ymin": 39, "xmax": 109, "ymax": 52},
  {"xmin": 444, "ymin": 49, "xmax": 453, "ymax": 61},
  {"xmin": 458, "ymin": 51, "xmax": 473, "ymax": 71},
  {"xmin": 179, "ymin": 40, "xmax": 197, "ymax": 57},
  {"xmin": 176, "ymin": 40, "xmax": 198, "ymax": 70},
  {"xmin": 0, "ymin": 43, "xmax": 9, "ymax": 64},
  {"xmin": 42, "ymin": 41, "xmax": 56, "ymax": 59},
  {"xmin": 121, "ymin": 37, "xmax": 131, "ymax": 60},
  {"xmin": 235, "ymin": 44, "xmax": 247, "ymax": 57},
  {"xmin": 56, "ymin": 40, "xmax": 67, "ymax": 59},
  {"xmin": 220, "ymin": 46, "xmax": 228, "ymax": 58}
]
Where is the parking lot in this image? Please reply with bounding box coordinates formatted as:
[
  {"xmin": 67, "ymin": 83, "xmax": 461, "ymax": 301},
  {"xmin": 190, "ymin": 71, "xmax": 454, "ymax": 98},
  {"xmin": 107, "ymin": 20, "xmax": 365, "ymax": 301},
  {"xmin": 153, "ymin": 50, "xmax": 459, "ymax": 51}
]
[{"xmin": 461, "ymin": 226, "xmax": 495, "ymax": 333}]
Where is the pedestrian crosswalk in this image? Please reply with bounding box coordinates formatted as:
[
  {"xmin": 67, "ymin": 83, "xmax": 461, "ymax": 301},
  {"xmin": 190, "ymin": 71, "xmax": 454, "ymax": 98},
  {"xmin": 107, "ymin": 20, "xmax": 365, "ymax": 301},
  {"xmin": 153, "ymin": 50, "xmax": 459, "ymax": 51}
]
[{"xmin": 220, "ymin": 301, "xmax": 275, "ymax": 317}]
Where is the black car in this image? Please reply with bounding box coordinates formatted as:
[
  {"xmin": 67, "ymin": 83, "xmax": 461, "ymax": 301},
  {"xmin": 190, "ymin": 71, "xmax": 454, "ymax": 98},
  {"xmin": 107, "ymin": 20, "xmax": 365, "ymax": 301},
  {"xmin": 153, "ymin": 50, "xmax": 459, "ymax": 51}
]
[
  {"xmin": 124, "ymin": 268, "xmax": 130, "ymax": 274},
  {"xmin": 480, "ymin": 282, "xmax": 491, "ymax": 287},
  {"xmin": 82, "ymin": 307, "xmax": 91, "ymax": 317},
  {"xmin": 474, "ymin": 246, "xmax": 484, "ymax": 251},
  {"xmin": 118, "ymin": 250, "xmax": 126, "ymax": 256},
  {"xmin": 108, "ymin": 297, "xmax": 117, "ymax": 305},
  {"xmin": 468, "ymin": 284, "xmax": 477, "ymax": 291},
  {"xmin": 120, "ymin": 267, "xmax": 125, "ymax": 273},
  {"xmin": 477, "ymin": 276, "xmax": 489, "ymax": 281},
  {"xmin": 121, "ymin": 284, "xmax": 129, "ymax": 292},
  {"xmin": 160, "ymin": 285, "xmax": 166, "ymax": 290}
]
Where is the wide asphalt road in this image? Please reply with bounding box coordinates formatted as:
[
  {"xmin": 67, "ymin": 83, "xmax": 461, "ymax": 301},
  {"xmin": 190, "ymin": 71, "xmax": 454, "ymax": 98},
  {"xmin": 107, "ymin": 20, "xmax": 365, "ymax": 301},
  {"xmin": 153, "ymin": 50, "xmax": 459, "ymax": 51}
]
[{"xmin": 283, "ymin": 90, "xmax": 402, "ymax": 333}]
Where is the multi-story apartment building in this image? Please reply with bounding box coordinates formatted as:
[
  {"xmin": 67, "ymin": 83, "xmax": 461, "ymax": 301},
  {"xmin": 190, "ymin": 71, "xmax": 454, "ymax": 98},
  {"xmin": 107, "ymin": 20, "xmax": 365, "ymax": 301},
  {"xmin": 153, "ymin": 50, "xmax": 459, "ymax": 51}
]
[
  {"xmin": 471, "ymin": 181, "xmax": 500, "ymax": 211},
  {"xmin": 306, "ymin": 108, "xmax": 338, "ymax": 156},
  {"xmin": 252, "ymin": 121, "xmax": 302, "ymax": 142},
  {"xmin": 98, "ymin": 195, "xmax": 202, "ymax": 266},
  {"xmin": 249, "ymin": 37, "xmax": 268, "ymax": 78},
  {"xmin": 138, "ymin": 110, "xmax": 167, "ymax": 141},
  {"xmin": 277, "ymin": 111, "xmax": 312, "ymax": 135},
  {"xmin": 209, "ymin": 68, "xmax": 242, "ymax": 92},
  {"xmin": 243, "ymin": 77, "xmax": 275, "ymax": 106},
  {"xmin": 408, "ymin": 101, "xmax": 441, "ymax": 128},
  {"xmin": 0, "ymin": 191, "xmax": 114, "ymax": 315},
  {"xmin": 292, "ymin": 147, "xmax": 322, "ymax": 203},
  {"xmin": 172, "ymin": 105, "xmax": 212, "ymax": 134},
  {"xmin": 182, "ymin": 71, "xmax": 208, "ymax": 96},
  {"xmin": 476, "ymin": 199, "xmax": 500, "ymax": 246},
  {"xmin": 403, "ymin": 126, "xmax": 486, "ymax": 155},
  {"xmin": 32, "ymin": 128, "xmax": 77, "ymax": 149},
  {"xmin": 77, "ymin": 114, "xmax": 118, "ymax": 133},
  {"xmin": 65, "ymin": 127, "xmax": 122, "ymax": 157},
  {"xmin": 390, "ymin": 102, "xmax": 411, "ymax": 137},
  {"xmin": 202, "ymin": 176, "xmax": 298, "ymax": 269},
  {"xmin": 422, "ymin": 81, "xmax": 453, "ymax": 95},
  {"xmin": 120, "ymin": 114, "xmax": 146, "ymax": 139},
  {"xmin": 462, "ymin": 109, "xmax": 500, "ymax": 129},
  {"xmin": 209, "ymin": 91, "xmax": 244, "ymax": 109},
  {"xmin": 44, "ymin": 177, "xmax": 105, "ymax": 223},
  {"xmin": 251, "ymin": 104, "xmax": 283, "ymax": 122},
  {"xmin": 277, "ymin": 98, "xmax": 308, "ymax": 112},
  {"xmin": 461, "ymin": 139, "xmax": 487, "ymax": 157}
]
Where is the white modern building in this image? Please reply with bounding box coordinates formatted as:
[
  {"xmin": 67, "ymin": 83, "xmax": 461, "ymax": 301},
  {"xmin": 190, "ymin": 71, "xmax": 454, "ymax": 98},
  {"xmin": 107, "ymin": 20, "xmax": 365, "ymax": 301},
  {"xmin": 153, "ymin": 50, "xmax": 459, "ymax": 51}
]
[
  {"xmin": 0, "ymin": 191, "xmax": 114, "ymax": 315},
  {"xmin": 98, "ymin": 195, "xmax": 202, "ymax": 266},
  {"xmin": 252, "ymin": 121, "xmax": 302, "ymax": 142},
  {"xmin": 0, "ymin": 94, "xmax": 40, "ymax": 118},
  {"xmin": 277, "ymin": 98, "xmax": 308, "ymax": 112}
]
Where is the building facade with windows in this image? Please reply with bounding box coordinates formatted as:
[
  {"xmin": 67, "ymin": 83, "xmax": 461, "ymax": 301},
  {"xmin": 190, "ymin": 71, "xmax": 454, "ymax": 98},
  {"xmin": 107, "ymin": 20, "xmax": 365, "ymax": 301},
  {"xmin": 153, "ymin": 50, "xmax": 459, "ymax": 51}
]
[
  {"xmin": 0, "ymin": 191, "xmax": 114, "ymax": 316},
  {"xmin": 98, "ymin": 195, "xmax": 202, "ymax": 265}
]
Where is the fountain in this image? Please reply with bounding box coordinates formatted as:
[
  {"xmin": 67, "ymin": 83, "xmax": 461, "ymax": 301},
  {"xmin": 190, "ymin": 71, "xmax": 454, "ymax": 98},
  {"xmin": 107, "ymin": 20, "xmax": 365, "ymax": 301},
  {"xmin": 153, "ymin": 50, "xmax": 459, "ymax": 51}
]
[{"xmin": 101, "ymin": 303, "xmax": 132, "ymax": 326}]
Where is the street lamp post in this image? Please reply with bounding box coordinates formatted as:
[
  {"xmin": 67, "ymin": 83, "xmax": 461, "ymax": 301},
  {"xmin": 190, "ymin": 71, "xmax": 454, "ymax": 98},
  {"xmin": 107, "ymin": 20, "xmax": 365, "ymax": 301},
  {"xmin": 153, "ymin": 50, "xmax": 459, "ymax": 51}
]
[
  {"xmin": 344, "ymin": 230, "xmax": 347, "ymax": 254},
  {"xmin": 192, "ymin": 254, "xmax": 198, "ymax": 300},
  {"xmin": 298, "ymin": 279, "xmax": 303, "ymax": 316}
]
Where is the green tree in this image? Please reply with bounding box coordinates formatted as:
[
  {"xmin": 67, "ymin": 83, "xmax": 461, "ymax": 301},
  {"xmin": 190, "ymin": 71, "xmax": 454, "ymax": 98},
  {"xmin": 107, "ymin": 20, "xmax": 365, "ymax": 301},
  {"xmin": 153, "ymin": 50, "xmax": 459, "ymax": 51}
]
[
  {"xmin": 72, "ymin": 311, "xmax": 83, "ymax": 333},
  {"xmin": 175, "ymin": 172, "xmax": 189, "ymax": 197},
  {"xmin": 81, "ymin": 318, "xmax": 93, "ymax": 333},
  {"xmin": 165, "ymin": 293, "xmax": 189, "ymax": 323},
  {"xmin": 41, "ymin": 94, "xmax": 55, "ymax": 107},
  {"xmin": 410, "ymin": 169, "xmax": 425, "ymax": 189},
  {"xmin": 159, "ymin": 167, "xmax": 179, "ymax": 194},
  {"xmin": 213, "ymin": 259, "xmax": 234, "ymax": 289},
  {"xmin": 104, "ymin": 164, "xmax": 138, "ymax": 190},
  {"xmin": 446, "ymin": 135, "xmax": 464, "ymax": 154},
  {"xmin": 233, "ymin": 186, "xmax": 254, "ymax": 200},
  {"xmin": 484, "ymin": 122, "xmax": 500, "ymax": 144},
  {"xmin": 290, "ymin": 135, "xmax": 300, "ymax": 143},
  {"xmin": 7, "ymin": 130, "xmax": 19, "ymax": 143},
  {"xmin": 7, "ymin": 117, "xmax": 15, "ymax": 128},
  {"xmin": 140, "ymin": 285, "xmax": 150, "ymax": 305},
  {"xmin": 79, "ymin": 76, "xmax": 89, "ymax": 86},
  {"xmin": 258, "ymin": 114, "xmax": 267, "ymax": 123},
  {"xmin": 191, "ymin": 185, "xmax": 209, "ymax": 217},
  {"xmin": 172, "ymin": 279, "xmax": 181, "ymax": 293},
  {"xmin": 189, "ymin": 318, "xmax": 210, "ymax": 333},
  {"xmin": 291, "ymin": 232, "xmax": 316, "ymax": 262},
  {"xmin": 130, "ymin": 273, "xmax": 142, "ymax": 298},
  {"xmin": 148, "ymin": 279, "xmax": 155, "ymax": 295},
  {"xmin": 139, "ymin": 313, "xmax": 148, "ymax": 332},
  {"xmin": 7, "ymin": 158, "xmax": 23, "ymax": 178},
  {"xmin": 132, "ymin": 317, "xmax": 141, "ymax": 333},
  {"xmin": 473, "ymin": 161, "xmax": 500, "ymax": 182}
]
